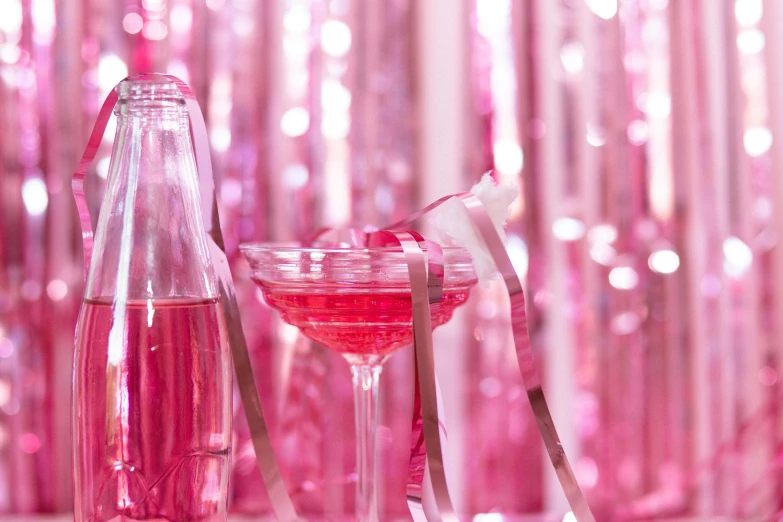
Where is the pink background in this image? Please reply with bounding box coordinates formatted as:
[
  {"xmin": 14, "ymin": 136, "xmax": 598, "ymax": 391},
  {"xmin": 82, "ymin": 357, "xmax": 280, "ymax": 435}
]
[{"xmin": 0, "ymin": 0, "xmax": 782, "ymax": 519}]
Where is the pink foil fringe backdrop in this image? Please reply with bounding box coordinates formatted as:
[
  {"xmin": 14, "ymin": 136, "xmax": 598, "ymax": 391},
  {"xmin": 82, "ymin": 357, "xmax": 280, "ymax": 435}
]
[{"xmin": 0, "ymin": 0, "xmax": 782, "ymax": 519}]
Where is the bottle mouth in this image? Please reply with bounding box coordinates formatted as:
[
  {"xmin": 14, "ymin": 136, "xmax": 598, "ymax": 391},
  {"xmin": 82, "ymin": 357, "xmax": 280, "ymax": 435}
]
[{"xmin": 115, "ymin": 76, "xmax": 188, "ymax": 117}]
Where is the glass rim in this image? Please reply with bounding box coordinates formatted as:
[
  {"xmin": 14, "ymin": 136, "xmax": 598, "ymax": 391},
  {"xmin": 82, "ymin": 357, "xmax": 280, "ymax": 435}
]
[
  {"xmin": 239, "ymin": 241, "xmax": 472, "ymax": 255},
  {"xmin": 116, "ymin": 76, "xmax": 188, "ymax": 111},
  {"xmin": 240, "ymin": 241, "xmax": 478, "ymax": 287}
]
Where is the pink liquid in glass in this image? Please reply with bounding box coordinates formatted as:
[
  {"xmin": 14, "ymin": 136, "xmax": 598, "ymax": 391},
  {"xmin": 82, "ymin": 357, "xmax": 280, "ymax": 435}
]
[
  {"xmin": 73, "ymin": 298, "xmax": 232, "ymax": 522},
  {"xmin": 257, "ymin": 283, "xmax": 473, "ymax": 356}
]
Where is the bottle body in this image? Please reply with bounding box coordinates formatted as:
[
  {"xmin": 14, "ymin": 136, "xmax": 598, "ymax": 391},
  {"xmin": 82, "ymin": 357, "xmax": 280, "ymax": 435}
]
[
  {"xmin": 73, "ymin": 298, "xmax": 231, "ymax": 522},
  {"xmin": 73, "ymin": 77, "xmax": 232, "ymax": 522}
]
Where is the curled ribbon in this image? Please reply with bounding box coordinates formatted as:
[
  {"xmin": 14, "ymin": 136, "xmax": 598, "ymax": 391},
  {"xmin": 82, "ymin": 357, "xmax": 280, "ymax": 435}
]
[
  {"xmin": 387, "ymin": 192, "xmax": 596, "ymax": 522},
  {"xmin": 72, "ymin": 74, "xmax": 299, "ymax": 522},
  {"xmin": 368, "ymin": 231, "xmax": 456, "ymax": 522}
]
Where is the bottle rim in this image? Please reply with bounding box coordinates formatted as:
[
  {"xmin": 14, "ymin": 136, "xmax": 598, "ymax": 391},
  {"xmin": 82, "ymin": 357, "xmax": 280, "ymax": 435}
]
[{"xmin": 115, "ymin": 76, "xmax": 188, "ymax": 117}]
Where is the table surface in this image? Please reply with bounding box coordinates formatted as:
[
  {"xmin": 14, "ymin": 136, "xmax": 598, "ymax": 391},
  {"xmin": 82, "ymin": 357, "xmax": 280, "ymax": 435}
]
[{"xmin": 0, "ymin": 513, "xmax": 748, "ymax": 522}]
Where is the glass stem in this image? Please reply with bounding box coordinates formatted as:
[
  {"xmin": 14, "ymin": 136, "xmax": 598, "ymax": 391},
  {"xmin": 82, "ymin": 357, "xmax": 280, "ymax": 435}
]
[{"xmin": 351, "ymin": 363, "xmax": 382, "ymax": 522}]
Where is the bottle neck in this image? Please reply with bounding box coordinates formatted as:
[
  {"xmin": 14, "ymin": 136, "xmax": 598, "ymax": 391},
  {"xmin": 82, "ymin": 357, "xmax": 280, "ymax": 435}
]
[
  {"xmin": 114, "ymin": 111, "xmax": 190, "ymax": 132},
  {"xmin": 86, "ymin": 79, "xmax": 214, "ymax": 301}
]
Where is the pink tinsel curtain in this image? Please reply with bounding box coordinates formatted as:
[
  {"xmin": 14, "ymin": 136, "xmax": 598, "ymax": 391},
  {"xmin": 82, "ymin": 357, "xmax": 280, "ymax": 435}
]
[{"xmin": 0, "ymin": 0, "xmax": 782, "ymax": 519}]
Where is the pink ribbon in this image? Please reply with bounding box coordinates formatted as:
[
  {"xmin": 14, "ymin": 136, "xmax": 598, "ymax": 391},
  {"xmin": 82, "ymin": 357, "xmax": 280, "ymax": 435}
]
[
  {"xmin": 72, "ymin": 74, "xmax": 299, "ymax": 522},
  {"xmin": 387, "ymin": 192, "xmax": 596, "ymax": 522},
  {"xmin": 365, "ymin": 230, "xmax": 457, "ymax": 521}
]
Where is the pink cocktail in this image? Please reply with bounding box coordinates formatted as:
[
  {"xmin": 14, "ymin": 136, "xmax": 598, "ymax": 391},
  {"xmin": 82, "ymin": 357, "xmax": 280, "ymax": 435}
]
[
  {"xmin": 260, "ymin": 286, "xmax": 472, "ymax": 358},
  {"xmin": 241, "ymin": 244, "xmax": 477, "ymax": 522}
]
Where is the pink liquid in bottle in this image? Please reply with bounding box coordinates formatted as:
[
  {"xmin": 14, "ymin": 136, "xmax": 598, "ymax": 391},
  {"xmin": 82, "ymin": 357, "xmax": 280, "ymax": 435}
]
[{"xmin": 73, "ymin": 298, "xmax": 231, "ymax": 522}]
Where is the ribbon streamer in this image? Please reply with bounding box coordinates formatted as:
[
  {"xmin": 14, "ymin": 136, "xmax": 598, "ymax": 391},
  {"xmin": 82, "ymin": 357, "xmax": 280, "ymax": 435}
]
[
  {"xmin": 71, "ymin": 74, "xmax": 299, "ymax": 522},
  {"xmin": 387, "ymin": 192, "xmax": 596, "ymax": 522},
  {"xmin": 367, "ymin": 230, "xmax": 456, "ymax": 521}
]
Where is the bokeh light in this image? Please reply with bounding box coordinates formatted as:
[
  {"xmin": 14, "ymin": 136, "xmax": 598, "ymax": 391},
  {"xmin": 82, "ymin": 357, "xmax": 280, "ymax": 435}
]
[
  {"xmin": 46, "ymin": 280, "xmax": 68, "ymax": 301},
  {"xmin": 560, "ymin": 41, "xmax": 585, "ymax": 74},
  {"xmin": 143, "ymin": 20, "xmax": 168, "ymax": 40},
  {"xmin": 321, "ymin": 20, "xmax": 352, "ymax": 57},
  {"xmin": 280, "ymin": 107, "xmax": 310, "ymax": 137},
  {"xmin": 723, "ymin": 236, "xmax": 753, "ymax": 277},
  {"xmin": 98, "ymin": 54, "xmax": 128, "ymax": 93},
  {"xmin": 735, "ymin": 0, "xmax": 762, "ymax": 27},
  {"xmin": 552, "ymin": 217, "xmax": 586, "ymax": 241},
  {"xmin": 648, "ymin": 249, "xmax": 680, "ymax": 274},
  {"xmin": 587, "ymin": 0, "xmax": 618, "ymax": 20},
  {"xmin": 737, "ymin": 29, "xmax": 765, "ymax": 54},
  {"xmin": 492, "ymin": 140, "xmax": 524, "ymax": 176},
  {"xmin": 609, "ymin": 266, "xmax": 640, "ymax": 290},
  {"xmin": 123, "ymin": 13, "xmax": 144, "ymax": 34},
  {"xmin": 743, "ymin": 127, "xmax": 772, "ymax": 157},
  {"xmin": 21, "ymin": 178, "xmax": 48, "ymax": 216}
]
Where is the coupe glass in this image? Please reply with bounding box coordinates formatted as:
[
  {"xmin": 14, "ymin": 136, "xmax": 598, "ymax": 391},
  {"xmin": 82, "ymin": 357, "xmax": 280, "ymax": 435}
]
[{"xmin": 240, "ymin": 243, "xmax": 477, "ymax": 522}]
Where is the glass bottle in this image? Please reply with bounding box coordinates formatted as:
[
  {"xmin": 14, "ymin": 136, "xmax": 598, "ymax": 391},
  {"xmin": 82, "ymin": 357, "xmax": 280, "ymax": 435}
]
[{"xmin": 72, "ymin": 77, "xmax": 232, "ymax": 522}]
